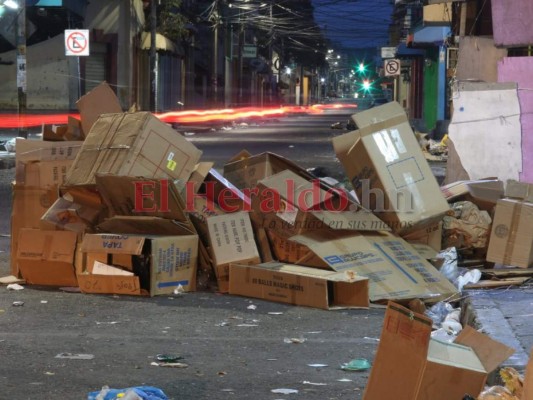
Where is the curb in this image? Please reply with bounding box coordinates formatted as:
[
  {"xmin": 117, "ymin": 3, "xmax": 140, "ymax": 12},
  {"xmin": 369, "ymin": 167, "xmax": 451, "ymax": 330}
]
[{"xmin": 462, "ymin": 292, "xmax": 530, "ymax": 384}]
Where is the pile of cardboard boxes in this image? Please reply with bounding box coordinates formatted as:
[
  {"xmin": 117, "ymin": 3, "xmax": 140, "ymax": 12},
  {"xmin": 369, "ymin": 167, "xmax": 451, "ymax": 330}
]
[{"xmin": 8, "ymin": 83, "xmax": 533, "ymax": 308}]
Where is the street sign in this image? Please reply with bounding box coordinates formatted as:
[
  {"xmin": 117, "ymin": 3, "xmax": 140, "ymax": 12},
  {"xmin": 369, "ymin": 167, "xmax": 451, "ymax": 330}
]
[
  {"xmin": 242, "ymin": 45, "xmax": 257, "ymax": 58},
  {"xmin": 64, "ymin": 29, "xmax": 90, "ymax": 56},
  {"xmin": 381, "ymin": 47, "xmax": 396, "ymax": 59},
  {"xmin": 384, "ymin": 59, "xmax": 401, "ymax": 77}
]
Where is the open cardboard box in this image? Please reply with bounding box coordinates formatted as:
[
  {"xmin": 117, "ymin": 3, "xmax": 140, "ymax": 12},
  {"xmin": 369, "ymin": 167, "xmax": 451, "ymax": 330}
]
[
  {"xmin": 77, "ymin": 233, "xmax": 198, "ymax": 296},
  {"xmin": 333, "ymin": 102, "xmax": 450, "ymax": 234},
  {"xmin": 229, "ymin": 261, "xmax": 369, "ymax": 310},
  {"xmin": 441, "ymin": 179, "xmax": 504, "ymax": 211},
  {"xmin": 363, "ymin": 302, "xmax": 515, "ymax": 400}
]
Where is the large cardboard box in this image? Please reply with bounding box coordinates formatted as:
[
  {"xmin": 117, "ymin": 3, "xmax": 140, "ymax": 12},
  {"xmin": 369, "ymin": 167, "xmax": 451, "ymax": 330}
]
[
  {"xmin": 288, "ymin": 231, "xmax": 458, "ymax": 302},
  {"xmin": 229, "ymin": 262, "xmax": 369, "ymax": 310},
  {"xmin": 65, "ymin": 112, "xmax": 202, "ymax": 186},
  {"xmin": 10, "ymin": 184, "xmax": 59, "ymax": 276},
  {"xmin": 207, "ymin": 212, "xmax": 261, "ymax": 292},
  {"xmin": 19, "ymin": 159, "xmax": 73, "ymax": 188},
  {"xmin": 363, "ymin": 302, "xmax": 514, "ymax": 400},
  {"xmin": 78, "ymin": 233, "xmax": 198, "ymax": 296},
  {"xmin": 487, "ymin": 198, "xmax": 533, "ymax": 267},
  {"xmin": 17, "ymin": 229, "xmax": 78, "ymax": 287},
  {"xmin": 401, "ymin": 221, "xmax": 443, "ymax": 252},
  {"xmin": 76, "ymin": 81, "xmax": 122, "ymax": 136},
  {"xmin": 333, "ymin": 102, "xmax": 450, "ymax": 234},
  {"xmin": 254, "ymin": 170, "xmax": 389, "ymax": 238}
]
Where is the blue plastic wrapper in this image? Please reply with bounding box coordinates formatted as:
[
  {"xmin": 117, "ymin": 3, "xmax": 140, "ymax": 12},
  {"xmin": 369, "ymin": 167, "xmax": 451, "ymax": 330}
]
[{"xmin": 87, "ymin": 386, "xmax": 168, "ymax": 400}]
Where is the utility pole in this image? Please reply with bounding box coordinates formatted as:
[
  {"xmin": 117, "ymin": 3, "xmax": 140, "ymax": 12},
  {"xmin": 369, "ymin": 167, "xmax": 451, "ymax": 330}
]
[
  {"xmin": 16, "ymin": 0, "xmax": 27, "ymax": 138},
  {"xmin": 149, "ymin": 0, "xmax": 157, "ymax": 112},
  {"xmin": 213, "ymin": 0, "xmax": 219, "ymax": 107}
]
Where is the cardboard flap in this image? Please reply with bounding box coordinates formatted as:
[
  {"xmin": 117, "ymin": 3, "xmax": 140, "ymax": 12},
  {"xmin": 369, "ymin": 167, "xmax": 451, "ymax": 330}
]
[
  {"xmin": 17, "ymin": 229, "xmax": 77, "ymax": 263},
  {"xmin": 454, "ymin": 326, "xmax": 515, "ymax": 373},
  {"xmin": 351, "ymin": 101, "xmax": 408, "ymax": 135},
  {"xmin": 363, "ymin": 302, "xmax": 432, "ymax": 400},
  {"xmin": 227, "ymin": 149, "xmax": 252, "ymax": 163},
  {"xmin": 441, "ymin": 179, "xmax": 504, "ymax": 203},
  {"xmin": 98, "ymin": 216, "xmax": 195, "ymax": 236},
  {"xmin": 95, "ymin": 174, "xmax": 188, "ymax": 221},
  {"xmin": 253, "ymin": 261, "xmax": 367, "ymax": 283},
  {"xmin": 76, "ymin": 81, "xmax": 122, "ymax": 136},
  {"xmin": 188, "ymin": 162, "xmax": 215, "ymax": 194},
  {"xmin": 81, "ymin": 234, "xmax": 146, "ymax": 255},
  {"xmin": 505, "ymin": 180, "xmax": 533, "ymax": 202}
]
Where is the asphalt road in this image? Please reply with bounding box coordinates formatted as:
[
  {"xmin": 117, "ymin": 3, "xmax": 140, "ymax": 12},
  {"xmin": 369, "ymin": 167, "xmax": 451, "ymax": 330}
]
[{"xmin": 0, "ymin": 107, "xmax": 390, "ymax": 400}]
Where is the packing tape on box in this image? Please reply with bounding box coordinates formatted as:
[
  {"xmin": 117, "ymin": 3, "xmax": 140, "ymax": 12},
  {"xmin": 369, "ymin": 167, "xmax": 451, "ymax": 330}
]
[
  {"xmin": 356, "ymin": 115, "xmax": 407, "ymax": 138},
  {"xmin": 503, "ymin": 201, "xmax": 523, "ymax": 266}
]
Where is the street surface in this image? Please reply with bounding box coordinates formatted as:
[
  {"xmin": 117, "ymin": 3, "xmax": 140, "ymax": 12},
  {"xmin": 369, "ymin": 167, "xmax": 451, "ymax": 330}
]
[{"xmin": 0, "ymin": 106, "xmax": 388, "ymax": 400}]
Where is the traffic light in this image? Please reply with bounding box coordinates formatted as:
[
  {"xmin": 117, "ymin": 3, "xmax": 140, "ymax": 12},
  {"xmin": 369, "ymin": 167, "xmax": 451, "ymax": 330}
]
[
  {"xmin": 358, "ymin": 63, "xmax": 365, "ymax": 73},
  {"xmin": 362, "ymin": 80, "xmax": 371, "ymax": 90}
]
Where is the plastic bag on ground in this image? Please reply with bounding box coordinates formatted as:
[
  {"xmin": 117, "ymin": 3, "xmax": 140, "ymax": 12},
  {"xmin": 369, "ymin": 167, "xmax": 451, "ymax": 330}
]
[{"xmin": 88, "ymin": 386, "xmax": 168, "ymax": 400}]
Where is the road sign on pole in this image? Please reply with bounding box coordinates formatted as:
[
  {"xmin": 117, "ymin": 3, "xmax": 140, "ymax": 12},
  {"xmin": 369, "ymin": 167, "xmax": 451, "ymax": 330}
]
[
  {"xmin": 384, "ymin": 59, "xmax": 401, "ymax": 77},
  {"xmin": 65, "ymin": 30, "xmax": 90, "ymax": 56}
]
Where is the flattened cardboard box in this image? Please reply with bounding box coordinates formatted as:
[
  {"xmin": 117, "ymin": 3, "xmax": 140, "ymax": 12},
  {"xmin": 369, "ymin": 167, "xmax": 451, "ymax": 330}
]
[
  {"xmin": 487, "ymin": 198, "xmax": 533, "ymax": 268},
  {"xmin": 333, "ymin": 102, "xmax": 450, "ymax": 234},
  {"xmin": 229, "ymin": 261, "xmax": 369, "ymax": 310},
  {"xmin": 254, "ymin": 170, "xmax": 390, "ymax": 238},
  {"xmin": 207, "ymin": 212, "xmax": 261, "ymax": 293},
  {"xmin": 363, "ymin": 302, "xmax": 514, "ymax": 400},
  {"xmin": 65, "ymin": 112, "xmax": 202, "ymax": 186},
  {"xmin": 289, "ymin": 231, "xmax": 458, "ymax": 302},
  {"xmin": 78, "ymin": 233, "xmax": 198, "ymax": 296},
  {"xmin": 11, "ymin": 184, "xmax": 58, "ymax": 276},
  {"xmin": 17, "ymin": 228, "xmax": 78, "ymax": 287}
]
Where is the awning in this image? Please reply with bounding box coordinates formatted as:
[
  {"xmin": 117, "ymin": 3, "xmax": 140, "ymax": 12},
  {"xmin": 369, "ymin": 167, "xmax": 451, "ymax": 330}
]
[
  {"xmin": 396, "ymin": 43, "xmax": 425, "ymax": 56},
  {"xmin": 141, "ymin": 32, "xmax": 181, "ymax": 54},
  {"xmin": 412, "ymin": 25, "xmax": 451, "ymax": 45}
]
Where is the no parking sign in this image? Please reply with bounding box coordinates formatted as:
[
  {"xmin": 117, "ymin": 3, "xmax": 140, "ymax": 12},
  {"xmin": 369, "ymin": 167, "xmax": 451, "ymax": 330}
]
[{"xmin": 64, "ymin": 30, "xmax": 90, "ymax": 56}]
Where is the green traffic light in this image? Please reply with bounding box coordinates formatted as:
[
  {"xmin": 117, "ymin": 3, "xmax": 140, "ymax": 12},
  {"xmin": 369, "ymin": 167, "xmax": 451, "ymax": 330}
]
[{"xmin": 358, "ymin": 63, "xmax": 365, "ymax": 73}]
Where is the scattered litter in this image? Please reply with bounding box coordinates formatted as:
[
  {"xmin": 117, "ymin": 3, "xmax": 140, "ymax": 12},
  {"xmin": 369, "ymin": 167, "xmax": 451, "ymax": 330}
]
[
  {"xmin": 0, "ymin": 275, "xmax": 25, "ymax": 284},
  {"xmin": 6, "ymin": 283, "xmax": 24, "ymax": 291},
  {"xmin": 268, "ymin": 312, "xmax": 283, "ymax": 315},
  {"xmin": 215, "ymin": 321, "xmax": 229, "ymax": 327},
  {"xmin": 271, "ymin": 388, "xmax": 299, "ymax": 394},
  {"xmin": 221, "ymin": 389, "xmax": 235, "ymax": 392},
  {"xmin": 236, "ymin": 323, "xmax": 259, "ymax": 327},
  {"xmin": 284, "ymin": 337, "xmax": 307, "ymax": 344},
  {"xmin": 96, "ymin": 321, "xmax": 120, "ymax": 325},
  {"xmin": 341, "ymin": 358, "xmax": 371, "ymax": 371},
  {"xmin": 331, "ymin": 122, "xmax": 343, "ymax": 129},
  {"xmin": 247, "ymin": 304, "xmax": 257, "ymax": 310},
  {"xmin": 303, "ymin": 381, "xmax": 327, "ymax": 386},
  {"xmin": 183, "ymin": 132, "xmax": 195, "ymax": 137},
  {"xmin": 40, "ymin": 300, "xmax": 48, "ymax": 304},
  {"xmin": 305, "ymin": 331, "xmax": 322, "ymax": 334},
  {"xmin": 12, "ymin": 301, "xmax": 24, "ymax": 307},
  {"xmin": 44, "ymin": 372, "xmax": 55, "ymax": 376},
  {"xmin": 288, "ymin": 145, "xmax": 295, "ymax": 148},
  {"xmin": 5, "ymin": 137, "xmax": 19, "ymax": 153},
  {"xmin": 337, "ymin": 378, "xmax": 353, "ymax": 382},
  {"xmin": 267, "ymin": 358, "xmax": 278, "ymax": 361},
  {"xmin": 308, "ymin": 363, "xmax": 328, "ymax": 368},
  {"xmin": 59, "ymin": 287, "xmax": 81, "ymax": 293},
  {"xmin": 151, "ymin": 361, "xmax": 188, "ymax": 368},
  {"xmin": 55, "ymin": 353, "xmax": 94, "ymax": 360},
  {"xmin": 363, "ymin": 337, "xmax": 380, "ymax": 342},
  {"xmin": 156, "ymin": 354, "xmax": 183, "ymax": 363},
  {"xmin": 173, "ymin": 284, "xmax": 185, "ymax": 295},
  {"xmin": 88, "ymin": 385, "xmax": 168, "ymax": 400},
  {"xmin": 218, "ymin": 371, "xmax": 227, "ymax": 376}
]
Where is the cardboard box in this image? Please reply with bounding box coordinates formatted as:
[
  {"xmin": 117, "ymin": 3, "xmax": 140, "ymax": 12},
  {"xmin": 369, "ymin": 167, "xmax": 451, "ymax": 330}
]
[
  {"xmin": 266, "ymin": 228, "xmax": 313, "ymax": 264},
  {"xmin": 363, "ymin": 302, "xmax": 514, "ymax": 400},
  {"xmin": 78, "ymin": 233, "xmax": 198, "ymax": 296},
  {"xmin": 10, "ymin": 184, "xmax": 59, "ymax": 276},
  {"xmin": 17, "ymin": 229, "xmax": 78, "ymax": 287},
  {"xmin": 65, "ymin": 112, "xmax": 202, "ymax": 187},
  {"xmin": 15, "ymin": 139, "xmax": 82, "ymax": 182},
  {"xmin": 254, "ymin": 170, "xmax": 389, "ymax": 238},
  {"xmin": 333, "ymin": 102, "xmax": 450, "ymax": 234},
  {"xmin": 505, "ymin": 180, "xmax": 533, "ymax": 203},
  {"xmin": 487, "ymin": 198, "xmax": 533, "ymax": 268},
  {"xmin": 19, "ymin": 159, "xmax": 73, "ymax": 188},
  {"xmin": 288, "ymin": 231, "xmax": 458, "ymax": 302},
  {"xmin": 441, "ymin": 179, "xmax": 504, "ymax": 211},
  {"xmin": 524, "ymin": 349, "xmax": 533, "ymax": 400},
  {"xmin": 76, "ymin": 81, "xmax": 122, "ymax": 136},
  {"xmin": 229, "ymin": 261, "xmax": 369, "ymax": 310},
  {"xmin": 223, "ymin": 151, "xmax": 320, "ymax": 190},
  {"xmin": 207, "ymin": 212, "xmax": 261, "ymax": 292}
]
